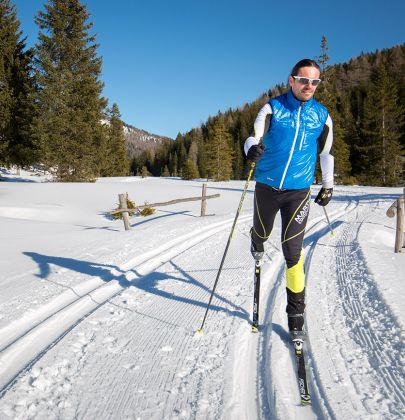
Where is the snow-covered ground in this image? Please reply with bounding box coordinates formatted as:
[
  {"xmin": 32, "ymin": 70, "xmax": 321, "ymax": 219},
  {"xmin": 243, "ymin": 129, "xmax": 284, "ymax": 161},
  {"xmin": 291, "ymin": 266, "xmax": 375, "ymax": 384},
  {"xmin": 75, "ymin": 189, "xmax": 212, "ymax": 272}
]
[{"xmin": 0, "ymin": 168, "xmax": 404, "ymax": 419}]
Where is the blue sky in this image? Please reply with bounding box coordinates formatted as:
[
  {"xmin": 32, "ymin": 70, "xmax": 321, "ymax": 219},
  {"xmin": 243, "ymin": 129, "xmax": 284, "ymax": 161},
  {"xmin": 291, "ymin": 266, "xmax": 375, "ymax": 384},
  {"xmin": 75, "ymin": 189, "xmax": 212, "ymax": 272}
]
[{"xmin": 13, "ymin": 0, "xmax": 405, "ymax": 138}]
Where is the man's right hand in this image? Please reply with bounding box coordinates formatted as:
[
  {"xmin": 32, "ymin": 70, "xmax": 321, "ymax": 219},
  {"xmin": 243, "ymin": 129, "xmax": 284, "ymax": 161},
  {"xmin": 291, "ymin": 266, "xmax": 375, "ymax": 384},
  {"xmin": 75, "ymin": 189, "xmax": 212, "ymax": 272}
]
[{"xmin": 247, "ymin": 144, "xmax": 264, "ymax": 162}]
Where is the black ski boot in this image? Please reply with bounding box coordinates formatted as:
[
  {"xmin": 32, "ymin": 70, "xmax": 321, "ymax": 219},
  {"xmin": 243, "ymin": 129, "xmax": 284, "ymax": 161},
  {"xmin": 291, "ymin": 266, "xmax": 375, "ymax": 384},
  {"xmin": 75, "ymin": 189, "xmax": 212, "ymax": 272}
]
[
  {"xmin": 250, "ymin": 227, "xmax": 264, "ymax": 261},
  {"xmin": 288, "ymin": 314, "xmax": 305, "ymax": 339},
  {"xmin": 250, "ymin": 240, "xmax": 264, "ymax": 261}
]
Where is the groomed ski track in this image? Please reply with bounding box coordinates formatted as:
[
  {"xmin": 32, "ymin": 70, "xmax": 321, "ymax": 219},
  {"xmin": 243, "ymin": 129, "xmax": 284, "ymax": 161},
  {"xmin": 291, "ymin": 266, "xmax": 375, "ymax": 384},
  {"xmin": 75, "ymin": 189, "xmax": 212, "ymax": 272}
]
[
  {"xmin": 0, "ymin": 215, "xmax": 253, "ymax": 394},
  {"xmin": 262, "ymin": 193, "xmax": 404, "ymax": 419},
  {"xmin": 0, "ymin": 186, "xmax": 404, "ymax": 419}
]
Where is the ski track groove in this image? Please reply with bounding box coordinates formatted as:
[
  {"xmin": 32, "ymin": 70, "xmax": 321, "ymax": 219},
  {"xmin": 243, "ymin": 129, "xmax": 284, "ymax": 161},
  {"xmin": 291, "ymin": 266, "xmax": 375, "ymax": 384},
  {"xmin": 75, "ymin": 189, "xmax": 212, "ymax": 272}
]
[
  {"xmin": 334, "ymin": 203, "xmax": 405, "ymax": 417},
  {"xmin": 304, "ymin": 197, "xmax": 404, "ymax": 419},
  {"xmin": 0, "ymin": 243, "xmax": 133, "ymax": 325},
  {"xmin": 259, "ymin": 258, "xmax": 287, "ymax": 419},
  {"xmin": 285, "ymin": 199, "xmax": 358, "ymax": 420},
  {"xmin": 1, "ymin": 222, "xmax": 253, "ymax": 417},
  {"xmin": 252, "ymin": 203, "xmax": 349, "ymax": 419},
  {"xmin": 260, "ymin": 199, "xmax": 357, "ymax": 419},
  {"xmin": 80, "ymin": 227, "xmax": 251, "ymax": 420},
  {"xmin": 0, "ymin": 214, "xmax": 252, "ymax": 398}
]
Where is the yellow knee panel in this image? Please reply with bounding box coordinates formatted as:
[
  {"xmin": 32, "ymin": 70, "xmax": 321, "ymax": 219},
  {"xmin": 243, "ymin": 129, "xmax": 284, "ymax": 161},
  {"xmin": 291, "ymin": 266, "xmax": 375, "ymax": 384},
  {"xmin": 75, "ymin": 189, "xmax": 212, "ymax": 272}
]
[{"xmin": 286, "ymin": 255, "xmax": 305, "ymax": 293}]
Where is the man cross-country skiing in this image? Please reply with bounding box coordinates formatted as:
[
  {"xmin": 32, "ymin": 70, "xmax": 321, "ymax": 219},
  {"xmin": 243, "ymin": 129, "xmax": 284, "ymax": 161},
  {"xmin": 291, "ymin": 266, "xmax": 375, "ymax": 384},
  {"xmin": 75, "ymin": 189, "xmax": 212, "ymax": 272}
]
[{"xmin": 244, "ymin": 58, "xmax": 334, "ymax": 337}]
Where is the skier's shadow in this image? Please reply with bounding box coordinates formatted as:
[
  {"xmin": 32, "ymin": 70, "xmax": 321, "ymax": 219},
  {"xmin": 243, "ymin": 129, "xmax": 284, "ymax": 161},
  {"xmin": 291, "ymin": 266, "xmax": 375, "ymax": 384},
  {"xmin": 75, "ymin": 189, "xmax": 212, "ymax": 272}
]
[
  {"xmin": 304, "ymin": 220, "xmax": 344, "ymax": 247},
  {"xmin": 133, "ymin": 260, "xmax": 247, "ymax": 319},
  {"xmin": 23, "ymin": 251, "xmax": 248, "ymax": 324}
]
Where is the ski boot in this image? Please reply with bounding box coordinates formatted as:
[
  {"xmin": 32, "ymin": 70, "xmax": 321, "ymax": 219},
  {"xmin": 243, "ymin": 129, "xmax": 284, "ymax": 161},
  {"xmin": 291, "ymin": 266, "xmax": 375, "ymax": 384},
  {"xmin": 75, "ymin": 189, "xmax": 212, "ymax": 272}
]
[
  {"xmin": 250, "ymin": 240, "xmax": 264, "ymax": 261},
  {"xmin": 288, "ymin": 314, "xmax": 306, "ymax": 340}
]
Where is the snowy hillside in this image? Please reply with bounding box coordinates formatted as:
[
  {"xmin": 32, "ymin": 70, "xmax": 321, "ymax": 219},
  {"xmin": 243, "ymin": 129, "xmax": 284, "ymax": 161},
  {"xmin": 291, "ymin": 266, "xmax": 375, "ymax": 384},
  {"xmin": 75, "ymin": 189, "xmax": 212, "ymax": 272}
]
[
  {"xmin": 123, "ymin": 123, "xmax": 171, "ymax": 159},
  {"xmin": 0, "ymin": 171, "xmax": 404, "ymax": 419}
]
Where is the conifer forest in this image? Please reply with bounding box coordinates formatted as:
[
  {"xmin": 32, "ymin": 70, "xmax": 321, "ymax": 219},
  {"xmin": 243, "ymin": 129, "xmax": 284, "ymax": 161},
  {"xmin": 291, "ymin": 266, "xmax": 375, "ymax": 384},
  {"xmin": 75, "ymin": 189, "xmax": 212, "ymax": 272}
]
[{"xmin": 1, "ymin": 0, "xmax": 404, "ymax": 185}]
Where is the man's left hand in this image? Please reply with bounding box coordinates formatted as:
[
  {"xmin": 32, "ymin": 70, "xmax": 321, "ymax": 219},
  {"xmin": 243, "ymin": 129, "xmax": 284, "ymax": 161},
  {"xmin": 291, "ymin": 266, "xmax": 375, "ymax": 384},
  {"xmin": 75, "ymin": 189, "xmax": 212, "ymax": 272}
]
[{"xmin": 315, "ymin": 187, "xmax": 333, "ymax": 206}]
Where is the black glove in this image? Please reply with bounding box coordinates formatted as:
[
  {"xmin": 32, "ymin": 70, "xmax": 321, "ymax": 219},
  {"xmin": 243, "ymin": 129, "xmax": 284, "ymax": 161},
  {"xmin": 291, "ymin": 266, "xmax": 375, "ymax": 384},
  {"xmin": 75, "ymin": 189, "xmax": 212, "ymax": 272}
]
[
  {"xmin": 315, "ymin": 187, "xmax": 333, "ymax": 206},
  {"xmin": 247, "ymin": 144, "xmax": 264, "ymax": 162}
]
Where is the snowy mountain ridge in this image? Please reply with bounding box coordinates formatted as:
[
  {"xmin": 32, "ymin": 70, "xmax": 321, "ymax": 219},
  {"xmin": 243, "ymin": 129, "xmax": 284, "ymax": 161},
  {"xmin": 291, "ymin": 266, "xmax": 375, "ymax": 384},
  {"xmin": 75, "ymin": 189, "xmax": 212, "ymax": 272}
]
[
  {"xmin": 100, "ymin": 119, "xmax": 172, "ymax": 159},
  {"xmin": 123, "ymin": 122, "xmax": 172, "ymax": 159}
]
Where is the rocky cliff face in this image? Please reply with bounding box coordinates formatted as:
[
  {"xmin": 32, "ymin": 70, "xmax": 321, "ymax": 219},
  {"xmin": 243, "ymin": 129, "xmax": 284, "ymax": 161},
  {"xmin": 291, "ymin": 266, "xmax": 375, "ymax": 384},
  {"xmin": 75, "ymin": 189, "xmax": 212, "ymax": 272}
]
[{"xmin": 123, "ymin": 123, "xmax": 172, "ymax": 158}]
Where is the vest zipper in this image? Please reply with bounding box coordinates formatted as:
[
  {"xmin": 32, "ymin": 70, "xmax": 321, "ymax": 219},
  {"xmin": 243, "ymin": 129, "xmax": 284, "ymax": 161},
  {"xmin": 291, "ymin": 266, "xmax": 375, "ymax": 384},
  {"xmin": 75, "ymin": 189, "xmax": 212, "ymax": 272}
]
[
  {"xmin": 279, "ymin": 103, "xmax": 302, "ymax": 189},
  {"xmin": 299, "ymin": 127, "xmax": 305, "ymax": 151}
]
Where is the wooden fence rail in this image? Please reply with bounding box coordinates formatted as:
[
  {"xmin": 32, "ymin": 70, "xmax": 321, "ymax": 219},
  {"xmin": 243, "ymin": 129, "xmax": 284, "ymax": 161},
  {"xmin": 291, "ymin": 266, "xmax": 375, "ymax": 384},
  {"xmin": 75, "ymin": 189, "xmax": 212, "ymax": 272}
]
[{"xmin": 112, "ymin": 183, "xmax": 220, "ymax": 231}]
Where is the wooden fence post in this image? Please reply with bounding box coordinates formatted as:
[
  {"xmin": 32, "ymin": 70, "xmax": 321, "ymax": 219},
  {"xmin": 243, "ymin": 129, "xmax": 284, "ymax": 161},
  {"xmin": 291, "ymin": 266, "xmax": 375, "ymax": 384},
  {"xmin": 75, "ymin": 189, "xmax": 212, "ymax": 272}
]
[
  {"xmin": 201, "ymin": 183, "xmax": 207, "ymax": 217},
  {"xmin": 395, "ymin": 198, "xmax": 404, "ymax": 253},
  {"xmin": 118, "ymin": 193, "xmax": 131, "ymax": 231}
]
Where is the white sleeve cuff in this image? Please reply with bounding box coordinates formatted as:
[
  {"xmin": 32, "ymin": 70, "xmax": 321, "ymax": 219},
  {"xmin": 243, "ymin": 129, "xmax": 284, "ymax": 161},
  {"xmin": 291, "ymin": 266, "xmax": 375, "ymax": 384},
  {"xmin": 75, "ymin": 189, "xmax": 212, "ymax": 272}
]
[{"xmin": 244, "ymin": 136, "xmax": 259, "ymax": 156}]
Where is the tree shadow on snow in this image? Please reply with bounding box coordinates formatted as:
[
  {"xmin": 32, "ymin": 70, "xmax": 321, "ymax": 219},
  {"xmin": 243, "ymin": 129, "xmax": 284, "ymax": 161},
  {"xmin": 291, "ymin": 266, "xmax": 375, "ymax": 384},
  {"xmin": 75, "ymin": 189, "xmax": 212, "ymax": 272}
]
[
  {"xmin": 75, "ymin": 225, "xmax": 121, "ymax": 232},
  {"xmin": 24, "ymin": 251, "xmax": 129, "ymax": 285},
  {"xmin": 99, "ymin": 209, "xmax": 197, "ymax": 227},
  {"xmin": 130, "ymin": 210, "xmax": 198, "ymax": 227},
  {"xmin": 23, "ymin": 251, "xmax": 248, "ymax": 325}
]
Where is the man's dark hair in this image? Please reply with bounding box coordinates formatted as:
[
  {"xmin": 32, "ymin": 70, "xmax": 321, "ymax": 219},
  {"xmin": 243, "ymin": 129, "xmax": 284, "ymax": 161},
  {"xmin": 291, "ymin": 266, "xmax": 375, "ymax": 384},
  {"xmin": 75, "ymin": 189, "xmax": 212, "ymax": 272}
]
[{"xmin": 290, "ymin": 59, "xmax": 321, "ymax": 76}]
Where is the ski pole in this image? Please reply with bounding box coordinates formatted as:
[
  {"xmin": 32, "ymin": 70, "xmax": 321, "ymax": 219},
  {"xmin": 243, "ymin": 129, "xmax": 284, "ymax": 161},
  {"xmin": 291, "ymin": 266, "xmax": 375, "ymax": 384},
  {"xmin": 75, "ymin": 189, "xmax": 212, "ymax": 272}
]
[
  {"xmin": 197, "ymin": 162, "xmax": 256, "ymax": 333},
  {"xmin": 322, "ymin": 206, "xmax": 335, "ymax": 236}
]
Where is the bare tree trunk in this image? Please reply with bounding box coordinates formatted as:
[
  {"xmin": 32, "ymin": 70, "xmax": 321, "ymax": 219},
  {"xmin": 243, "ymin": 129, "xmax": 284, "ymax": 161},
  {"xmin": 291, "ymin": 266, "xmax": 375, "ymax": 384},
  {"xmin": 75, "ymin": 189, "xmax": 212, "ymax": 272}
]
[{"xmin": 382, "ymin": 104, "xmax": 386, "ymax": 184}]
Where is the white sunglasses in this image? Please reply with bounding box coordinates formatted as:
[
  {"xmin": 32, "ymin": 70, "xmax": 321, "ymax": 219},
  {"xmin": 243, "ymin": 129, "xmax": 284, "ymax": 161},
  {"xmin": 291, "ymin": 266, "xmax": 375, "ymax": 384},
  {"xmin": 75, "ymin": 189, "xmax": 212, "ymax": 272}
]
[{"xmin": 292, "ymin": 76, "xmax": 321, "ymax": 86}]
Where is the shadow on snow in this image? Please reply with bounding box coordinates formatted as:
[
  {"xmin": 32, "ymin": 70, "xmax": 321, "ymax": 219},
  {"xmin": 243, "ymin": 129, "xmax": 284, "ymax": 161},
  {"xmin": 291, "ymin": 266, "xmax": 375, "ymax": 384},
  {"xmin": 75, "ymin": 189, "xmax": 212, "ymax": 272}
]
[{"xmin": 23, "ymin": 251, "xmax": 249, "ymax": 325}]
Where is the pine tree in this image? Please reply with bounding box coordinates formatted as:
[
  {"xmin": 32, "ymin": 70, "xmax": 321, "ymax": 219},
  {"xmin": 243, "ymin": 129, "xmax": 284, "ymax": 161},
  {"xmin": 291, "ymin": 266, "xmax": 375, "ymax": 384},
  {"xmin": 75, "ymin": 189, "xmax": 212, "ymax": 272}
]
[
  {"xmin": 188, "ymin": 141, "xmax": 198, "ymax": 166},
  {"xmin": 172, "ymin": 153, "xmax": 178, "ymax": 176},
  {"xmin": 182, "ymin": 159, "xmax": 199, "ymax": 180},
  {"xmin": 162, "ymin": 165, "xmax": 170, "ymax": 177},
  {"xmin": 0, "ymin": 0, "xmax": 36, "ymax": 167},
  {"xmin": 177, "ymin": 141, "xmax": 187, "ymax": 172},
  {"xmin": 205, "ymin": 116, "xmax": 234, "ymax": 181},
  {"xmin": 105, "ymin": 103, "xmax": 129, "ymax": 176},
  {"xmin": 141, "ymin": 165, "xmax": 149, "ymax": 178},
  {"xmin": 0, "ymin": 0, "xmax": 16, "ymax": 164},
  {"xmin": 360, "ymin": 62, "xmax": 404, "ymax": 185},
  {"xmin": 315, "ymin": 35, "xmax": 352, "ymax": 183},
  {"xmin": 317, "ymin": 35, "xmax": 330, "ymax": 75},
  {"xmin": 33, "ymin": 0, "xmax": 107, "ymax": 181},
  {"xmin": 232, "ymin": 137, "xmax": 243, "ymax": 179},
  {"xmin": 7, "ymin": 43, "xmax": 37, "ymax": 168}
]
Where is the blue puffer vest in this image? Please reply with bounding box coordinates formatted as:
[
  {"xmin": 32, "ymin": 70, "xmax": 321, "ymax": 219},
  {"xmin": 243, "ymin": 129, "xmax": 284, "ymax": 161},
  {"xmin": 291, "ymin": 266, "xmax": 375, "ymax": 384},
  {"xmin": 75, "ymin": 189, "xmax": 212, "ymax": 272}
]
[{"xmin": 255, "ymin": 90, "xmax": 328, "ymax": 190}]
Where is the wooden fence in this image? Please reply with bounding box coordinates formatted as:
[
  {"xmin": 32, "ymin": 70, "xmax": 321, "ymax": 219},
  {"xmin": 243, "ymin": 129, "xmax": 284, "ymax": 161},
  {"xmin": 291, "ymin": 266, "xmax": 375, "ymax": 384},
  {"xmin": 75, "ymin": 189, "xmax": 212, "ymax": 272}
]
[{"xmin": 112, "ymin": 183, "xmax": 220, "ymax": 231}]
